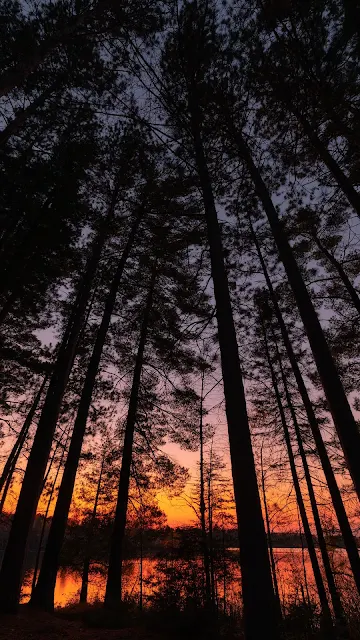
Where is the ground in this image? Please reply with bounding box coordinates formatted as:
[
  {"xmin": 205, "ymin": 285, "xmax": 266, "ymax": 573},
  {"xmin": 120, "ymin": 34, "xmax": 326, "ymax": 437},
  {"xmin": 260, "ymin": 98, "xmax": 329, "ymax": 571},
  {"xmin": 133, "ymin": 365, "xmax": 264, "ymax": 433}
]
[{"xmin": 0, "ymin": 608, "xmax": 164, "ymax": 640}]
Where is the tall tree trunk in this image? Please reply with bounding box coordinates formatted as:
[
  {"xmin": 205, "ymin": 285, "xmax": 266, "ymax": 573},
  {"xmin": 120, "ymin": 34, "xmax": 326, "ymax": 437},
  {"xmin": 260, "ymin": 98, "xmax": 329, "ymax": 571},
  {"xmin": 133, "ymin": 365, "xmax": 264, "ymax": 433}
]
[
  {"xmin": 189, "ymin": 89, "xmax": 278, "ymax": 639},
  {"xmin": 199, "ymin": 369, "xmax": 211, "ymax": 606},
  {"xmin": 298, "ymin": 506, "xmax": 314, "ymax": 637},
  {"xmin": 257, "ymin": 73, "xmax": 360, "ymax": 218},
  {"xmin": 294, "ymin": 110, "xmax": 360, "ymax": 220},
  {"xmin": 0, "ymin": 461, "xmax": 15, "ymax": 515},
  {"xmin": 104, "ymin": 267, "xmax": 156, "ymax": 609},
  {"xmin": 207, "ymin": 443, "xmax": 216, "ymax": 610},
  {"xmin": 31, "ymin": 428, "xmax": 70, "ymax": 596},
  {"xmin": 312, "ymin": 234, "xmax": 360, "ymax": 316},
  {"xmin": 79, "ymin": 557, "xmax": 90, "ymax": 605},
  {"xmin": 272, "ymin": 330, "xmax": 348, "ymax": 635},
  {"xmin": 222, "ymin": 529, "xmax": 226, "ymax": 615},
  {"xmin": 248, "ymin": 214, "xmax": 360, "ymax": 595},
  {"xmin": 79, "ymin": 455, "xmax": 105, "ymax": 604},
  {"xmin": 31, "ymin": 211, "xmax": 141, "ymax": 611},
  {"xmin": 231, "ymin": 126, "xmax": 360, "ymax": 500},
  {"xmin": 260, "ymin": 313, "xmax": 333, "ymax": 633},
  {"xmin": 41, "ymin": 427, "xmax": 67, "ymax": 495},
  {"xmin": 298, "ymin": 506, "xmax": 311, "ymax": 611},
  {"xmin": 139, "ymin": 528, "xmax": 143, "ymax": 611},
  {"xmin": 257, "ymin": 3, "xmax": 360, "ymax": 147},
  {"xmin": 0, "ymin": 376, "xmax": 47, "ymax": 497},
  {"xmin": 0, "ymin": 212, "xmax": 110, "ymax": 613},
  {"xmin": 260, "ymin": 447, "xmax": 281, "ymax": 611},
  {"xmin": 0, "ymin": 82, "xmax": 60, "ymax": 147}
]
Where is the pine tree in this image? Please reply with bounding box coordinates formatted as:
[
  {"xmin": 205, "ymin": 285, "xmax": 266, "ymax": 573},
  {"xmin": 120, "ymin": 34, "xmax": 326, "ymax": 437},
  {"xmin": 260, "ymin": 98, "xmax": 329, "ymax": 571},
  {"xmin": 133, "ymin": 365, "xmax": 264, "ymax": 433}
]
[
  {"xmin": 257, "ymin": 301, "xmax": 333, "ymax": 634},
  {"xmin": 105, "ymin": 264, "xmax": 157, "ymax": 608},
  {"xmin": 0, "ymin": 121, "xmax": 135, "ymax": 612},
  {"xmin": 0, "ymin": 376, "xmax": 47, "ymax": 500},
  {"xmin": 156, "ymin": 4, "xmax": 279, "ymax": 635},
  {"xmin": 247, "ymin": 213, "xmax": 360, "ymax": 595},
  {"xmin": 0, "ymin": 0, "xmax": 160, "ymax": 98},
  {"xmin": 31, "ymin": 134, "xmax": 152, "ymax": 609},
  {"xmin": 223, "ymin": 118, "xmax": 360, "ymax": 500},
  {"xmin": 270, "ymin": 316, "xmax": 348, "ymax": 635}
]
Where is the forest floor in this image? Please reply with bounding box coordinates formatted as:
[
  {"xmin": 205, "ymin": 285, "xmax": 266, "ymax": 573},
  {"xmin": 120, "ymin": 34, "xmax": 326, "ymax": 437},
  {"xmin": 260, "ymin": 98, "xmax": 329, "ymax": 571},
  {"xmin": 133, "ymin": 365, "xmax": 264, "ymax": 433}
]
[{"xmin": 0, "ymin": 607, "xmax": 167, "ymax": 640}]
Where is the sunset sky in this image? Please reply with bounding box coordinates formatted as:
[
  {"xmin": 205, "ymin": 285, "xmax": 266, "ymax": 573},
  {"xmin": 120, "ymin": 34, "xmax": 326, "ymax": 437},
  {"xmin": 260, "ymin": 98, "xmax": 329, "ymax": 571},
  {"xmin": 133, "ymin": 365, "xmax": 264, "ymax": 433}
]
[{"xmin": 2, "ymin": 371, "xmax": 358, "ymax": 533}]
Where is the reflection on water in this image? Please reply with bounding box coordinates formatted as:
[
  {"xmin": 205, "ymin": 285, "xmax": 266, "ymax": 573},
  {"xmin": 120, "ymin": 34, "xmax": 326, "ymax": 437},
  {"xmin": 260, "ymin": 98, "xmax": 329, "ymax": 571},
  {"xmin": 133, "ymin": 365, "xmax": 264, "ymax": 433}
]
[{"xmin": 20, "ymin": 548, "xmax": 354, "ymax": 611}]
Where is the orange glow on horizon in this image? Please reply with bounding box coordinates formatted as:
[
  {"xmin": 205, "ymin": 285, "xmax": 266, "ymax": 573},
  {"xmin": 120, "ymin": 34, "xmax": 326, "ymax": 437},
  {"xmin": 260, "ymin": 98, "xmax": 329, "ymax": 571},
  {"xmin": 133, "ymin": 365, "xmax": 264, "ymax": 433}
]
[
  {"xmin": 2, "ymin": 458, "xmax": 359, "ymax": 534},
  {"xmin": 156, "ymin": 490, "xmax": 197, "ymax": 527}
]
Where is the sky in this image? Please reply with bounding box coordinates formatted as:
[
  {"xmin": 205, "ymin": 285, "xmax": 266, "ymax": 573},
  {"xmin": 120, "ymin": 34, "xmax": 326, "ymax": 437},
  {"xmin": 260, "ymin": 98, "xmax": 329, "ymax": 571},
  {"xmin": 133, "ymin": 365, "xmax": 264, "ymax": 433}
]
[{"xmin": 2, "ymin": 216, "xmax": 360, "ymax": 532}]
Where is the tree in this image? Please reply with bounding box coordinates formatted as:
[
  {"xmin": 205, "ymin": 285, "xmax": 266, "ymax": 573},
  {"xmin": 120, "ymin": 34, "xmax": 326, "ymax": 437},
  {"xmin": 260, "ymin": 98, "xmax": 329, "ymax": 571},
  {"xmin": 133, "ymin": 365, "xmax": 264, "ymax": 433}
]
[
  {"xmin": 31, "ymin": 140, "xmax": 150, "ymax": 609},
  {"xmin": 158, "ymin": 4, "xmax": 279, "ymax": 635},
  {"xmin": 224, "ymin": 118, "xmax": 360, "ymax": 501},
  {"xmin": 31, "ymin": 426, "xmax": 71, "ymax": 596},
  {"xmin": 252, "ymin": 0, "xmax": 360, "ymax": 219},
  {"xmin": 247, "ymin": 212, "xmax": 360, "ymax": 596},
  {"xmin": 0, "ymin": 139, "xmax": 117, "ymax": 612},
  {"xmin": 79, "ymin": 452, "xmax": 106, "ymax": 604},
  {"xmin": 257, "ymin": 301, "xmax": 333, "ymax": 634},
  {"xmin": 270, "ymin": 314, "xmax": 348, "ymax": 634},
  {"xmin": 0, "ymin": 375, "xmax": 47, "ymax": 501},
  {"xmin": 0, "ymin": 0, "xmax": 160, "ymax": 98},
  {"xmin": 2, "ymin": 0, "xmax": 360, "ymax": 634},
  {"xmin": 260, "ymin": 445, "xmax": 281, "ymax": 614},
  {"xmin": 104, "ymin": 263, "xmax": 157, "ymax": 608}
]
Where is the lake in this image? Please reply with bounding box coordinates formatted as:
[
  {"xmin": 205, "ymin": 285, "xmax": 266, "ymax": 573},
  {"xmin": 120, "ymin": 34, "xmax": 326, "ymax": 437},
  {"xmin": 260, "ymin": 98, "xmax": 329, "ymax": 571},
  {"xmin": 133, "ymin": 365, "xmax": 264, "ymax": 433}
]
[{"xmin": 20, "ymin": 547, "xmax": 358, "ymax": 613}]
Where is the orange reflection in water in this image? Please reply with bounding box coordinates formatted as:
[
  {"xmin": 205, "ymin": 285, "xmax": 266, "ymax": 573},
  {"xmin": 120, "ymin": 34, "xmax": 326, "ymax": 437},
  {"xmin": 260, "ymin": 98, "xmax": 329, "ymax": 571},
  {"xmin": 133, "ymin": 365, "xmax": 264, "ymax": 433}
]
[
  {"xmin": 20, "ymin": 548, "xmax": 353, "ymax": 611},
  {"xmin": 21, "ymin": 559, "xmax": 154, "ymax": 607}
]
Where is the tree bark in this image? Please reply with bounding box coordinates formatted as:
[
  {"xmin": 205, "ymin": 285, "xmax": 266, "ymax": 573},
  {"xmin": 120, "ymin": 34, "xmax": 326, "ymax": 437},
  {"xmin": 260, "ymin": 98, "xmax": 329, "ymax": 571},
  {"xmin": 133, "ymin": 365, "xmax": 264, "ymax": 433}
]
[
  {"xmin": 40, "ymin": 430, "xmax": 66, "ymax": 496},
  {"xmin": 0, "ymin": 213, "xmax": 110, "ymax": 613},
  {"xmin": 80, "ymin": 455, "xmax": 105, "ymax": 604},
  {"xmin": 189, "ymin": 90, "xmax": 279, "ymax": 640},
  {"xmin": 231, "ymin": 126, "xmax": 360, "ymax": 500},
  {"xmin": 260, "ymin": 447, "xmax": 281, "ymax": 612},
  {"xmin": 312, "ymin": 234, "xmax": 360, "ymax": 316},
  {"xmin": 31, "ymin": 429, "xmax": 70, "ymax": 596},
  {"xmin": 248, "ymin": 213, "xmax": 360, "ymax": 595},
  {"xmin": 0, "ymin": 459, "xmax": 15, "ymax": 515},
  {"xmin": 0, "ymin": 81, "xmax": 60, "ymax": 147},
  {"xmin": 273, "ymin": 330, "xmax": 348, "ymax": 635},
  {"xmin": 0, "ymin": 376, "xmax": 47, "ymax": 497},
  {"xmin": 295, "ymin": 110, "xmax": 360, "ymax": 220},
  {"xmin": 207, "ymin": 442, "xmax": 216, "ymax": 610},
  {"xmin": 259, "ymin": 73, "xmax": 360, "ymax": 218},
  {"xmin": 79, "ymin": 557, "xmax": 90, "ymax": 605},
  {"xmin": 260, "ymin": 314, "xmax": 333, "ymax": 633},
  {"xmin": 222, "ymin": 529, "xmax": 226, "ymax": 615},
  {"xmin": 30, "ymin": 211, "xmax": 142, "ymax": 611},
  {"xmin": 139, "ymin": 528, "xmax": 143, "ymax": 611},
  {"xmin": 199, "ymin": 370, "xmax": 211, "ymax": 606},
  {"xmin": 104, "ymin": 267, "xmax": 156, "ymax": 608},
  {"xmin": 298, "ymin": 506, "xmax": 313, "ymax": 626}
]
